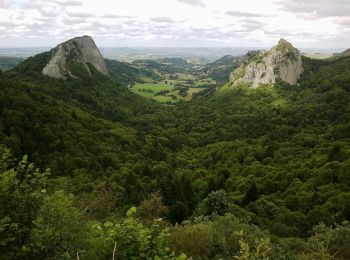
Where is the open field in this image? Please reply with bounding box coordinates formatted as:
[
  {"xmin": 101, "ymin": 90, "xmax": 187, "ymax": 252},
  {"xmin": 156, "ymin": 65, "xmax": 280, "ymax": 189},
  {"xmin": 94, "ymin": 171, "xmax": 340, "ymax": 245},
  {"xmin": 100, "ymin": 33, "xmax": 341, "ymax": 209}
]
[
  {"xmin": 152, "ymin": 95, "xmax": 178, "ymax": 103},
  {"xmin": 132, "ymin": 83, "xmax": 175, "ymax": 97},
  {"xmin": 131, "ymin": 83, "xmax": 206, "ymax": 103},
  {"xmin": 185, "ymin": 87, "xmax": 206, "ymax": 100},
  {"xmin": 303, "ymin": 53, "xmax": 333, "ymax": 60}
]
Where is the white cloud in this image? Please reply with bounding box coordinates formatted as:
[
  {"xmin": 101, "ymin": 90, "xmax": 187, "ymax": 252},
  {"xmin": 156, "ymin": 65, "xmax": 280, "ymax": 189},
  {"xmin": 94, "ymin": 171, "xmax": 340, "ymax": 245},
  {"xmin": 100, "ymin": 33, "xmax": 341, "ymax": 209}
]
[
  {"xmin": 0, "ymin": 0, "xmax": 348, "ymax": 49},
  {"xmin": 277, "ymin": 0, "xmax": 350, "ymax": 18},
  {"xmin": 150, "ymin": 17, "xmax": 175, "ymax": 23},
  {"xmin": 174, "ymin": 0, "xmax": 205, "ymax": 7},
  {"xmin": 226, "ymin": 11, "xmax": 269, "ymax": 18}
]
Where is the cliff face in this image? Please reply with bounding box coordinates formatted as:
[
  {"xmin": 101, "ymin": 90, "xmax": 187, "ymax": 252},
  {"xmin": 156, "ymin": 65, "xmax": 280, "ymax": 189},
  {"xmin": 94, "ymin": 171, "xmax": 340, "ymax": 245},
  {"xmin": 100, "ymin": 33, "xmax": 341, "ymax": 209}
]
[
  {"xmin": 42, "ymin": 36, "xmax": 108, "ymax": 79},
  {"xmin": 230, "ymin": 39, "xmax": 303, "ymax": 88}
]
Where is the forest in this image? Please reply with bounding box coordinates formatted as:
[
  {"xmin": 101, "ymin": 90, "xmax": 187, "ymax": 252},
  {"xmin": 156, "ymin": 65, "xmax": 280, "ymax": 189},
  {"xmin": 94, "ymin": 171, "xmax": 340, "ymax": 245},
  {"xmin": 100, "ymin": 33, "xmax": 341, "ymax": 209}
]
[{"xmin": 1, "ymin": 54, "xmax": 350, "ymax": 259}]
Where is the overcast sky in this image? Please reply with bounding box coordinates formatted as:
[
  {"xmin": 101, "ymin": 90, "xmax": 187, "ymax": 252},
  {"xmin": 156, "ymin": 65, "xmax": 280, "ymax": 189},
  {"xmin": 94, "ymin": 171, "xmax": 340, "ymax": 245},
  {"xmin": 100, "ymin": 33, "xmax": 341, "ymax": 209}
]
[{"xmin": 0, "ymin": 0, "xmax": 349, "ymax": 49}]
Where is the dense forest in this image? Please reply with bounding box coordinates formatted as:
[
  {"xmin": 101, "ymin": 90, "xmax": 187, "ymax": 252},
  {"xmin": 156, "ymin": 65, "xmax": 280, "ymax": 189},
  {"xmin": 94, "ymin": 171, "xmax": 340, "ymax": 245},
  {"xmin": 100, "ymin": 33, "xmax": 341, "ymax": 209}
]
[{"xmin": 1, "ymin": 53, "xmax": 350, "ymax": 259}]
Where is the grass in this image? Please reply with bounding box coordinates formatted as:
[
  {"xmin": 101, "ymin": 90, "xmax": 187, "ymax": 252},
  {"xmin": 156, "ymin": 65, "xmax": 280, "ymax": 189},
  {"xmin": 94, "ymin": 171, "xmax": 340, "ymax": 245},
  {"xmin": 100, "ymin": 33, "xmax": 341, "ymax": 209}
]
[
  {"xmin": 152, "ymin": 95, "xmax": 178, "ymax": 103},
  {"xmin": 132, "ymin": 83, "xmax": 174, "ymax": 97},
  {"xmin": 195, "ymin": 78, "xmax": 216, "ymax": 87},
  {"xmin": 132, "ymin": 83, "xmax": 206, "ymax": 103},
  {"xmin": 303, "ymin": 53, "xmax": 333, "ymax": 60},
  {"xmin": 185, "ymin": 88, "xmax": 206, "ymax": 100}
]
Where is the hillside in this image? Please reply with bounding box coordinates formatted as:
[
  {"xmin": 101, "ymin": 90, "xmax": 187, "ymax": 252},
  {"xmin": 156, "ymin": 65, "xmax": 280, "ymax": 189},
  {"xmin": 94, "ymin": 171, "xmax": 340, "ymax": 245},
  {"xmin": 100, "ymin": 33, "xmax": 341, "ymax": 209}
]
[
  {"xmin": 0, "ymin": 56, "xmax": 23, "ymax": 70},
  {"xmin": 1, "ymin": 36, "xmax": 350, "ymax": 259},
  {"xmin": 106, "ymin": 58, "xmax": 160, "ymax": 85},
  {"xmin": 201, "ymin": 55, "xmax": 241, "ymax": 83},
  {"xmin": 132, "ymin": 57, "xmax": 196, "ymax": 74}
]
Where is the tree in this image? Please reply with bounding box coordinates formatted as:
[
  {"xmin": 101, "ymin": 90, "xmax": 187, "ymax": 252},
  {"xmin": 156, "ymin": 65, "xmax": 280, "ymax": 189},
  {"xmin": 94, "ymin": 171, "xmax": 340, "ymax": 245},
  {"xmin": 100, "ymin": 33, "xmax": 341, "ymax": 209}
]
[
  {"xmin": 169, "ymin": 201, "xmax": 189, "ymax": 224},
  {"xmin": 137, "ymin": 192, "xmax": 168, "ymax": 225},
  {"xmin": 195, "ymin": 190, "xmax": 229, "ymax": 217},
  {"xmin": 242, "ymin": 182, "xmax": 259, "ymax": 206},
  {"xmin": 0, "ymin": 149, "xmax": 49, "ymax": 258},
  {"xmin": 328, "ymin": 144, "xmax": 346, "ymax": 162},
  {"xmin": 29, "ymin": 191, "xmax": 86, "ymax": 259},
  {"xmin": 84, "ymin": 207, "xmax": 186, "ymax": 259}
]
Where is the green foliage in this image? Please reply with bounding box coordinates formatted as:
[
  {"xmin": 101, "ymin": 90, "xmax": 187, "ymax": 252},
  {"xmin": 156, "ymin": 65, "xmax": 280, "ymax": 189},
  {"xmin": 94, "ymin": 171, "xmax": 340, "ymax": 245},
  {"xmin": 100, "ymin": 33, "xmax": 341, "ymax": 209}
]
[
  {"xmin": 202, "ymin": 55, "xmax": 239, "ymax": 83},
  {"xmin": 300, "ymin": 222, "xmax": 350, "ymax": 259},
  {"xmin": 242, "ymin": 182, "xmax": 259, "ymax": 206},
  {"xmin": 10, "ymin": 51, "xmax": 51, "ymax": 77},
  {"xmin": 170, "ymin": 214, "xmax": 275, "ymax": 259},
  {"xmin": 0, "ymin": 149, "xmax": 49, "ymax": 258},
  {"xmin": 0, "ymin": 56, "xmax": 23, "ymax": 71},
  {"xmin": 84, "ymin": 207, "xmax": 185, "ymax": 259},
  {"xmin": 195, "ymin": 190, "xmax": 229, "ymax": 217},
  {"xmin": 234, "ymin": 230, "xmax": 271, "ymax": 260},
  {"xmin": 1, "ymin": 50, "xmax": 350, "ymax": 258},
  {"xmin": 137, "ymin": 192, "xmax": 169, "ymax": 225},
  {"xmin": 29, "ymin": 191, "xmax": 86, "ymax": 259},
  {"xmin": 106, "ymin": 59, "xmax": 161, "ymax": 84}
]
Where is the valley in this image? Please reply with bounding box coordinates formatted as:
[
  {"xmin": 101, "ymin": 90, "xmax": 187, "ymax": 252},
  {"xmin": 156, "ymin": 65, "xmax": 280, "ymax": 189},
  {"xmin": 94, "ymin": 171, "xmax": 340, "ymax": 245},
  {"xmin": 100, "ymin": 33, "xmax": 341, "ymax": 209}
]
[{"xmin": 1, "ymin": 35, "xmax": 350, "ymax": 259}]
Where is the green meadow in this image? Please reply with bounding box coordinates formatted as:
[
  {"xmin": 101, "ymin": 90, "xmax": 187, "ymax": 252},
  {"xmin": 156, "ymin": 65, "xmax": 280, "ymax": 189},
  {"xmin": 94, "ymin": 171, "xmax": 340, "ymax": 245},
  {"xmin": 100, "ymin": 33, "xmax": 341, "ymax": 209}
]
[
  {"xmin": 131, "ymin": 83, "xmax": 205, "ymax": 103},
  {"xmin": 132, "ymin": 83, "xmax": 175, "ymax": 97}
]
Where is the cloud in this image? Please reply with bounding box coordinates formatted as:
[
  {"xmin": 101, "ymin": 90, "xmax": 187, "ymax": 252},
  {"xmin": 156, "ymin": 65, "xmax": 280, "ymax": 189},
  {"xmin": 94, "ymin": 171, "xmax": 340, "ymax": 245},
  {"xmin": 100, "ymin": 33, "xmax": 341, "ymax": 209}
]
[
  {"xmin": 0, "ymin": 0, "xmax": 349, "ymax": 48},
  {"xmin": 0, "ymin": 20, "xmax": 15, "ymax": 27},
  {"xmin": 277, "ymin": 0, "xmax": 350, "ymax": 19},
  {"xmin": 39, "ymin": 6, "xmax": 60, "ymax": 17},
  {"xmin": 150, "ymin": 17, "xmax": 175, "ymax": 23},
  {"xmin": 67, "ymin": 11, "xmax": 93, "ymax": 18},
  {"xmin": 63, "ymin": 17, "xmax": 87, "ymax": 25},
  {"xmin": 174, "ymin": 0, "xmax": 205, "ymax": 7},
  {"xmin": 239, "ymin": 19, "xmax": 266, "ymax": 31},
  {"xmin": 52, "ymin": 0, "xmax": 82, "ymax": 6},
  {"xmin": 101, "ymin": 14, "xmax": 132, "ymax": 19},
  {"xmin": 226, "ymin": 11, "xmax": 269, "ymax": 17},
  {"xmin": 338, "ymin": 18, "xmax": 350, "ymax": 28},
  {"xmin": 0, "ymin": 0, "xmax": 9, "ymax": 8}
]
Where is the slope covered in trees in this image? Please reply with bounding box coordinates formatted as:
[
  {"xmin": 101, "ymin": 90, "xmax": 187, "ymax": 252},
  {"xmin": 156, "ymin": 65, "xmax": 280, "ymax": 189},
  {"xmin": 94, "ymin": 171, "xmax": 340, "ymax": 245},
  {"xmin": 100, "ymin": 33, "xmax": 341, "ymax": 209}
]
[{"xmin": 1, "ymin": 54, "xmax": 350, "ymax": 259}]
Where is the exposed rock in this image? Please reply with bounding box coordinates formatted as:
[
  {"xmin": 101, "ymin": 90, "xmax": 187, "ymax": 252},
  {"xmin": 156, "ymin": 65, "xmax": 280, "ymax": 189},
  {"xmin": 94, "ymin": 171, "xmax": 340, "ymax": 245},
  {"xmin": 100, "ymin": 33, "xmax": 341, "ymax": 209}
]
[
  {"xmin": 230, "ymin": 38, "xmax": 303, "ymax": 87},
  {"xmin": 42, "ymin": 35, "xmax": 108, "ymax": 79}
]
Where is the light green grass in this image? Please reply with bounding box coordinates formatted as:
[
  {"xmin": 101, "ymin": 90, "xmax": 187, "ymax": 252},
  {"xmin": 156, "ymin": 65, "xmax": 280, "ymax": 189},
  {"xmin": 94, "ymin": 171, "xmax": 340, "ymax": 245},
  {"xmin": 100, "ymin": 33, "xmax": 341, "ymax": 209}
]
[
  {"xmin": 152, "ymin": 95, "xmax": 178, "ymax": 103},
  {"xmin": 303, "ymin": 53, "xmax": 333, "ymax": 60},
  {"xmin": 195, "ymin": 78, "xmax": 216, "ymax": 87},
  {"xmin": 185, "ymin": 88, "xmax": 205, "ymax": 100},
  {"xmin": 132, "ymin": 83, "xmax": 175, "ymax": 97},
  {"xmin": 132, "ymin": 83, "xmax": 207, "ymax": 103}
]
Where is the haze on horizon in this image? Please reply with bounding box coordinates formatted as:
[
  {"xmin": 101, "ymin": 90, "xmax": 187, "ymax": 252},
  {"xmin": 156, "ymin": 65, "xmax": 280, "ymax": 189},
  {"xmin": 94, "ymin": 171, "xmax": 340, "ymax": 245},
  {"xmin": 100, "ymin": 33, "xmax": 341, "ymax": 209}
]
[{"xmin": 0, "ymin": 0, "xmax": 349, "ymax": 49}]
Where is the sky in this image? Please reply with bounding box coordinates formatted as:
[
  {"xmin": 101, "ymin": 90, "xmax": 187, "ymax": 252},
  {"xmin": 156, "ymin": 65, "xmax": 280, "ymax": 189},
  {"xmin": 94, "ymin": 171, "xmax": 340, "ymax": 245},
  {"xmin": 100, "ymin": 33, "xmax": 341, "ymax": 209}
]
[{"xmin": 0, "ymin": 0, "xmax": 349, "ymax": 49}]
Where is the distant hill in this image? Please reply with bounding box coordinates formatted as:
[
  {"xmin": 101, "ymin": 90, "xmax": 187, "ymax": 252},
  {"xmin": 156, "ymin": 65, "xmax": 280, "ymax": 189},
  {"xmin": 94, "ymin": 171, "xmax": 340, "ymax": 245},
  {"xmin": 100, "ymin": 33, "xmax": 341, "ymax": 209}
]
[
  {"xmin": 0, "ymin": 56, "xmax": 24, "ymax": 71},
  {"xmin": 332, "ymin": 48, "xmax": 350, "ymax": 59},
  {"xmin": 106, "ymin": 59, "xmax": 161, "ymax": 85},
  {"xmin": 201, "ymin": 55, "xmax": 241, "ymax": 83},
  {"xmin": 132, "ymin": 57, "xmax": 196, "ymax": 74}
]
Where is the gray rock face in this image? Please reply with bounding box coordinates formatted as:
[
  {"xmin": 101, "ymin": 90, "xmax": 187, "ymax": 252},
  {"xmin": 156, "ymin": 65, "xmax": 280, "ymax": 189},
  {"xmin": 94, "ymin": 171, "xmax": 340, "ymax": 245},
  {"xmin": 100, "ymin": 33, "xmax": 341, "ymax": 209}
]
[
  {"xmin": 230, "ymin": 39, "xmax": 303, "ymax": 88},
  {"xmin": 42, "ymin": 36, "xmax": 108, "ymax": 79}
]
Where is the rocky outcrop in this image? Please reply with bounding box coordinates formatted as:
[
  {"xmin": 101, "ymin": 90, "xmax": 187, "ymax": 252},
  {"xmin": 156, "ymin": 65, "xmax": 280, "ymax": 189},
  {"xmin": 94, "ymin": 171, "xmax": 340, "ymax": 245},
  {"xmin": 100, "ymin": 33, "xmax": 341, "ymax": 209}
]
[
  {"xmin": 230, "ymin": 39, "xmax": 303, "ymax": 87},
  {"xmin": 42, "ymin": 36, "xmax": 108, "ymax": 79}
]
